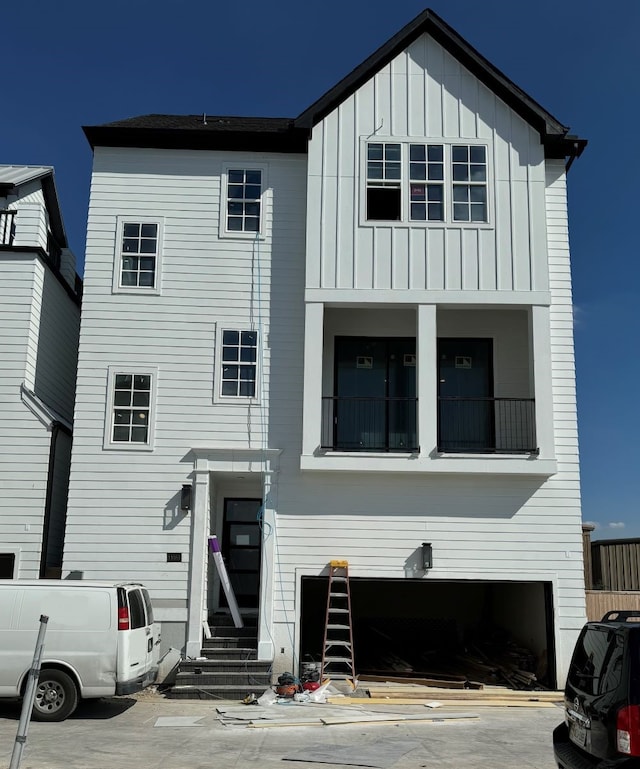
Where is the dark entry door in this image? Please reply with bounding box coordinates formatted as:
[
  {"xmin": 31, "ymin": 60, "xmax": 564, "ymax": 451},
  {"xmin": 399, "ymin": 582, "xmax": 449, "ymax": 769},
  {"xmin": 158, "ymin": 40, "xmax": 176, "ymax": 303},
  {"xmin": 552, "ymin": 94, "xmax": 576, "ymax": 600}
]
[
  {"xmin": 0, "ymin": 554, "xmax": 15, "ymax": 579},
  {"xmin": 334, "ymin": 337, "xmax": 416, "ymax": 451},
  {"xmin": 221, "ymin": 498, "xmax": 262, "ymax": 609},
  {"xmin": 438, "ymin": 338, "xmax": 494, "ymax": 451}
]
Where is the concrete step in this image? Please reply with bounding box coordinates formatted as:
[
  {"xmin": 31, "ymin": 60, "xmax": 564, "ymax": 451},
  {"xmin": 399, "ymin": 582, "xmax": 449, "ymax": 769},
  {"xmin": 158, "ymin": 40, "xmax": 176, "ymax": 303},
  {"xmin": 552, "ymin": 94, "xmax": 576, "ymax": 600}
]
[
  {"xmin": 180, "ymin": 659, "xmax": 270, "ymax": 674},
  {"xmin": 173, "ymin": 670, "xmax": 272, "ymax": 687},
  {"xmin": 206, "ymin": 626, "xmax": 258, "ymax": 639},
  {"xmin": 203, "ymin": 636, "xmax": 258, "ymax": 649},
  {"xmin": 199, "ymin": 647, "xmax": 258, "ymax": 660},
  {"xmin": 166, "ymin": 685, "xmax": 262, "ymax": 701}
]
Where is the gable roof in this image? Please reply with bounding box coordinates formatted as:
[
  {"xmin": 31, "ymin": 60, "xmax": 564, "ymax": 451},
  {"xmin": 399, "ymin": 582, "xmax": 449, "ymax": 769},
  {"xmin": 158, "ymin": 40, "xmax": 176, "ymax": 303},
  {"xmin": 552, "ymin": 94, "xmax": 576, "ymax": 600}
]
[
  {"xmin": 295, "ymin": 8, "xmax": 585, "ymax": 159},
  {"xmin": 0, "ymin": 164, "xmax": 68, "ymax": 247},
  {"xmin": 83, "ymin": 8, "xmax": 585, "ymax": 161}
]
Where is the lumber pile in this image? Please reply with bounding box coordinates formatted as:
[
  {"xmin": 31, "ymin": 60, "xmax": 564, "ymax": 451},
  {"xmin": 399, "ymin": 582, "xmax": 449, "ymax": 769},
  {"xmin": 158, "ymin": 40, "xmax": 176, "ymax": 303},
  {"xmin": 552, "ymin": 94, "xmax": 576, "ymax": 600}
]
[
  {"xmin": 356, "ymin": 620, "xmax": 546, "ymax": 691},
  {"xmin": 331, "ymin": 682, "xmax": 563, "ymax": 707}
]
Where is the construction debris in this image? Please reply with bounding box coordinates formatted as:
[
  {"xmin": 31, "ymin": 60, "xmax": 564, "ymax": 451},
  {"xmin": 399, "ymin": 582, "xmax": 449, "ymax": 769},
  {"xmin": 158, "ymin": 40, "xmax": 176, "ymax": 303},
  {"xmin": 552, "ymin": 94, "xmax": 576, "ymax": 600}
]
[{"xmin": 355, "ymin": 620, "xmax": 549, "ymax": 690}]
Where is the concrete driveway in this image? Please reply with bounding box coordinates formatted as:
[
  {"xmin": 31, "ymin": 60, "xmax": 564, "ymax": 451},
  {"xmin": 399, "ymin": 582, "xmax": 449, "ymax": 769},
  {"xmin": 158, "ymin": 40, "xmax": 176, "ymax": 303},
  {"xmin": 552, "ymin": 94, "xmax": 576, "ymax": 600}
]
[{"xmin": 0, "ymin": 693, "xmax": 563, "ymax": 769}]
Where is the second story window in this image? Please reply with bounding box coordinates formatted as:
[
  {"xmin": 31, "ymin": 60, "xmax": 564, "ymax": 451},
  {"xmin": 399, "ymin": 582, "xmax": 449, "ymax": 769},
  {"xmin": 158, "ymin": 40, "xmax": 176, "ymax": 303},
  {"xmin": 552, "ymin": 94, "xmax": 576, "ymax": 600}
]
[
  {"xmin": 366, "ymin": 143, "xmax": 401, "ymax": 220},
  {"xmin": 220, "ymin": 330, "xmax": 258, "ymax": 397},
  {"xmin": 409, "ymin": 144, "xmax": 444, "ymax": 222},
  {"xmin": 113, "ymin": 218, "xmax": 163, "ymax": 294},
  {"xmin": 364, "ymin": 142, "xmax": 488, "ymax": 224},
  {"xmin": 227, "ymin": 170, "xmax": 262, "ymax": 233},
  {"xmin": 452, "ymin": 145, "xmax": 487, "ymax": 222},
  {"xmin": 105, "ymin": 368, "xmax": 157, "ymax": 450},
  {"xmin": 120, "ymin": 222, "xmax": 158, "ymax": 288}
]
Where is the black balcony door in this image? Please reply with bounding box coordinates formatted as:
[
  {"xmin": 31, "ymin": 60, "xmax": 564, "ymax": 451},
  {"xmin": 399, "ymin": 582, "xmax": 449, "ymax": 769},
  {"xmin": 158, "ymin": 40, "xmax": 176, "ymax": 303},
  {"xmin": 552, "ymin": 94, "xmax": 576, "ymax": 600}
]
[
  {"xmin": 438, "ymin": 338, "xmax": 494, "ymax": 451},
  {"xmin": 334, "ymin": 337, "xmax": 416, "ymax": 451}
]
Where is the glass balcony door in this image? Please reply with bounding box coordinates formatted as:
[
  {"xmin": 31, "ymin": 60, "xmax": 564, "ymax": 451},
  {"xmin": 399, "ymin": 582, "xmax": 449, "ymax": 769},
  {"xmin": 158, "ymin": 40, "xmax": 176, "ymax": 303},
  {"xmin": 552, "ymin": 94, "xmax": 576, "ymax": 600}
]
[
  {"xmin": 438, "ymin": 338, "xmax": 494, "ymax": 452},
  {"xmin": 333, "ymin": 337, "xmax": 416, "ymax": 451}
]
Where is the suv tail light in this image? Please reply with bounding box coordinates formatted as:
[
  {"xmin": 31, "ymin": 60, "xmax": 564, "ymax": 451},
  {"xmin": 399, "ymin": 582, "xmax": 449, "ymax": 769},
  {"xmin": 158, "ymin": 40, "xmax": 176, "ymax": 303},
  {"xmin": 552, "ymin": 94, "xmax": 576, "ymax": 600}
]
[
  {"xmin": 617, "ymin": 705, "xmax": 640, "ymax": 755},
  {"xmin": 118, "ymin": 606, "xmax": 130, "ymax": 631}
]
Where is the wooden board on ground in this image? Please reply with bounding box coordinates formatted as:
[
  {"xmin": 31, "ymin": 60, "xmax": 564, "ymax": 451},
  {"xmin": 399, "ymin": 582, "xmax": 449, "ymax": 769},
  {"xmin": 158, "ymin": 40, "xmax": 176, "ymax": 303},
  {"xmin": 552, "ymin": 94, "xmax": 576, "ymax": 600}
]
[
  {"xmin": 359, "ymin": 674, "xmax": 469, "ymax": 689},
  {"xmin": 327, "ymin": 696, "xmax": 557, "ymax": 708},
  {"xmin": 364, "ymin": 686, "xmax": 561, "ymax": 702}
]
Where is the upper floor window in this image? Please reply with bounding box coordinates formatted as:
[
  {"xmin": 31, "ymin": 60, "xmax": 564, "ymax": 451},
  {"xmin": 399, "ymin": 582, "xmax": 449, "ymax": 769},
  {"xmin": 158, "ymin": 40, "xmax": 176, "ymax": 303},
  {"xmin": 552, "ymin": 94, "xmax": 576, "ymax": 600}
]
[
  {"xmin": 220, "ymin": 330, "xmax": 258, "ymax": 397},
  {"xmin": 451, "ymin": 145, "xmax": 487, "ymax": 222},
  {"xmin": 104, "ymin": 367, "xmax": 157, "ymax": 450},
  {"xmin": 114, "ymin": 218, "xmax": 163, "ymax": 294},
  {"xmin": 227, "ymin": 170, "xmax": 262, "ymax": 233},
  {"xmin": 364, "ymin": 142, "xmax": 488, "ymax": 224},
  {"xmin": 366, "ymin": 143, "xmax": 401, "ymax": 220}
]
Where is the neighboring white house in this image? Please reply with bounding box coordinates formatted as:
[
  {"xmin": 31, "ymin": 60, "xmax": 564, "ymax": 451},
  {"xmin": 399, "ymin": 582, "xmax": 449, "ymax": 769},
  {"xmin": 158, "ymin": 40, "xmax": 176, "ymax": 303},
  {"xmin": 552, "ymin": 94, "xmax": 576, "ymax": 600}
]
[
  {"xmin": 64, "ymin": 9, "xmax": 587, "ymax": 686},
  {"xmin": 0, "ymin": 166, "xmax": 81, "ymax": 579}
]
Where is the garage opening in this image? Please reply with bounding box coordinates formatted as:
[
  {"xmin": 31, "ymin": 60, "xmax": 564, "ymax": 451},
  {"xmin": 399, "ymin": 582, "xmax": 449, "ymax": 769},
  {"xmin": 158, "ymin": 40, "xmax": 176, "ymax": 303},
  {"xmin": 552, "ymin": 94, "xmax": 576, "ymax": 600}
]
[{"xmin": 300, "ymin": 577, "xmax": 556, "ymax": 689}]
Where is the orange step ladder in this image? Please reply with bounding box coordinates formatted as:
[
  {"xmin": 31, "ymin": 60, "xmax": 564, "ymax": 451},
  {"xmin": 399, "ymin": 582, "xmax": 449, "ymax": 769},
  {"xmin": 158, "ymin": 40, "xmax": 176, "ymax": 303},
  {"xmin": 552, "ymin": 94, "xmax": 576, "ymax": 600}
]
[{"xmin": 321, "ymin": 560, "xmax": 356, "ymax": 684}]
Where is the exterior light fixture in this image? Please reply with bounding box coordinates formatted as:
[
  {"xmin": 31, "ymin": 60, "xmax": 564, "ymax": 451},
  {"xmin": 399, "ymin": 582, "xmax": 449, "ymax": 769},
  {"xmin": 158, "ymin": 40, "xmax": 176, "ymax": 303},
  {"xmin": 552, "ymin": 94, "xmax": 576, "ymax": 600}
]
[
  {"xmin": 421, "ymin": 542, "xmax": 433, "ymax": 570},
  {"xmin": 180, "ymin": 484, "xmax": 192, "ymax": 512}
]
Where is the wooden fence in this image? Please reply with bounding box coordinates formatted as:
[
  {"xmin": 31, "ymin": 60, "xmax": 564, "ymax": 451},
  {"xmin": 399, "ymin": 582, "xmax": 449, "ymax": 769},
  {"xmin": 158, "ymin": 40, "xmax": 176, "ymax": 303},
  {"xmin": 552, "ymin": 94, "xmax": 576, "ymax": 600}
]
[{"xmin": 585, "ymin": 590, "xmax": 640, "ymax": 621}]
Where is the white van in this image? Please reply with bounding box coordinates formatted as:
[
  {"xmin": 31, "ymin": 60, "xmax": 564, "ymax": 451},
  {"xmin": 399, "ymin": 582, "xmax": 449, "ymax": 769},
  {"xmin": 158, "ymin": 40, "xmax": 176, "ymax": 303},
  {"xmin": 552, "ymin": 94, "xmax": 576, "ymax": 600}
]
[{"xmin": 0, "ymin": 580, "xmax": 160, "ymax": 721}]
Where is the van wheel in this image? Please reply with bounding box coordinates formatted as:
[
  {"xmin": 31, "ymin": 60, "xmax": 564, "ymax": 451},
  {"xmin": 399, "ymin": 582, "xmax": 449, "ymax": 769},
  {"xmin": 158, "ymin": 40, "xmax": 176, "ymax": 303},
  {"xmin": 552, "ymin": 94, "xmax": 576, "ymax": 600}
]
[{"xmin": 32, "ymin": 669, "xmax": 78, "ymax": 722}]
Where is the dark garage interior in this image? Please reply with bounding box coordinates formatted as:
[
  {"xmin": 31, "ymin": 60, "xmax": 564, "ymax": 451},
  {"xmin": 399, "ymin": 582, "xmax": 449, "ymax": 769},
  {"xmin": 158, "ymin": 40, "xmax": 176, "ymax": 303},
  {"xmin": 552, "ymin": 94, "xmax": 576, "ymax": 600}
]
[{"xmin": 300, "ymin": 577, "xmax": 556, "ymax": 689}]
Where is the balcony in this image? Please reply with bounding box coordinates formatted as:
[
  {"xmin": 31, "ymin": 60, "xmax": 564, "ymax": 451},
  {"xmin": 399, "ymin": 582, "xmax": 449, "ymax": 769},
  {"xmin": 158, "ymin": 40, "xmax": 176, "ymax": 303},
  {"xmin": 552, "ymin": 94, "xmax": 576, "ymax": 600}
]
[
  {"xmin": 321, "ymin": 396, "xmax": 418, "ymax": 452},
  {"xmin": 438, "ymin": 397, "xmax": 536, "ymax": 454},
  {"xmin": 0, "ymin": 210, "xmax": 16, "ymax": 246},
  {"xmin": 321, "ymin": 395, "xmax": 536, "ymax": 454},
  {"xmin": 302, "ymin": 306, "xmax": 555, "ymax": 475}
]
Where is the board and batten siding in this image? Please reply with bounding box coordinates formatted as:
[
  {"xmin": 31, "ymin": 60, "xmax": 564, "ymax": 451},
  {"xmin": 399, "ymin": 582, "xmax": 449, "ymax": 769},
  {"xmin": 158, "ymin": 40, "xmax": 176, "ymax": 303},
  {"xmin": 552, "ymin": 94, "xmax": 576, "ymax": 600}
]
[
  {"xmin": 261, "ymin": 157, "xmax": 584, "ymax": 684},
  {"xmin": 306, "ymin": 32, "xmax": 547, "ymax": 294},
  {"xmin": 63, "ymin": 147, "xmax": 308, "ymax": 607}
]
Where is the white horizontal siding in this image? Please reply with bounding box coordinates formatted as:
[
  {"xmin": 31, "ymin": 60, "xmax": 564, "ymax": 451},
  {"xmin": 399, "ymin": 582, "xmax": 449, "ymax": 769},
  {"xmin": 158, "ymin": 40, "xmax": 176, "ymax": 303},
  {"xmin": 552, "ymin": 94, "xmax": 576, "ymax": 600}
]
[
  {"xmin": 64, "ymin": 148, "xmax": 307, "ymax": 600},
  {"xmin": 307, "ymin": 32, "xmax": 547, "ymax": 294}
]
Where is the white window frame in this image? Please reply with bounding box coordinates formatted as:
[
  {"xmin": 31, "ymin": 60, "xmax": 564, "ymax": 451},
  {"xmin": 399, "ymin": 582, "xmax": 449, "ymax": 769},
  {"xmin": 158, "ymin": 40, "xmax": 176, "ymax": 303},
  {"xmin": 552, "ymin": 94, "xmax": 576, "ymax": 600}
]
[
  {"xmin": 112, "ymin": 217, "xmax": 164, "ymax": 295},
  {"xmin": 219, "ymin": 164, "xmax": 268, "ymax": 240},
  {"xmin": 213, "ymin": 324, "xmax": 261, "ymax": 404},
  {"xmin": 104, "ymin": 366, "xmax": 158, "ymax": 451},
  {"xmin": 360, "ymin": 139, "xmax": 491, "ymax": 227}
]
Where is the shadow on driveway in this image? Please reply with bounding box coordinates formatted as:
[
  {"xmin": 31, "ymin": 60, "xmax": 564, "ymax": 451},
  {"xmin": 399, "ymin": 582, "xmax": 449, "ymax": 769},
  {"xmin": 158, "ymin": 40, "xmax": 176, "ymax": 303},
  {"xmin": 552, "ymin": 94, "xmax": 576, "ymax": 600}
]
[{"xmin": 0, "ymin": 696, "xmax": 136, "ymax": 721}]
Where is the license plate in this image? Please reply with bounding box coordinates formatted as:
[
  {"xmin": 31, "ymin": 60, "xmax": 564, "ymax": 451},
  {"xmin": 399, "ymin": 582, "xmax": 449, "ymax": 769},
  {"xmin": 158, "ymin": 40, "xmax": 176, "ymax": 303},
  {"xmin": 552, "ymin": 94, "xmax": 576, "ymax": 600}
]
[{"xmin": 570, "ymin": 720, "xmax": 587, "ymax": 747}]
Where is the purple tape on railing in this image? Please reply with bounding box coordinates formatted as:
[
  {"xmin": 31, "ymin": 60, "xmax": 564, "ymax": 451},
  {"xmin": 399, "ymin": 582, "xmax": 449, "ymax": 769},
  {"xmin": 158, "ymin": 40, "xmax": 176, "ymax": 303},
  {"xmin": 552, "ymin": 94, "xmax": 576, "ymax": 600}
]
[{"xmin": 208, "ymin": 536, "xmax": 221, "ymax": 554}]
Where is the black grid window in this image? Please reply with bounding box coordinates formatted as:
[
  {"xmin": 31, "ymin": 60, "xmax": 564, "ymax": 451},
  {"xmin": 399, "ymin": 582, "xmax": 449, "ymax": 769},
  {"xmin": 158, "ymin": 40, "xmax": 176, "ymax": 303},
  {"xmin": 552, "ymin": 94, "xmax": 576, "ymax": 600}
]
[
  {"xmin": 409, "ymin": 144, "xmax": 444, "ymax": 221},
  {"xmin": 120, "ymin": 223, "xmax": 158, "ymax": 288},
  {"xmin": 452, "ymin": 145, "xmax": 488, "ymax": 222},
  {"xmin": 221, "ymin": 330, "xmax": 258, "ymax": 397},
  {"xmin": 366, "ymin": 143, "xmax": 402, "ymax": 221},
  {"xmin": 112, "ymin": 374, "xmax": 151, "ymax": 443},
  {"xmin": 227, "ymin": 170, "xmax": 262, "ymax": 232}
]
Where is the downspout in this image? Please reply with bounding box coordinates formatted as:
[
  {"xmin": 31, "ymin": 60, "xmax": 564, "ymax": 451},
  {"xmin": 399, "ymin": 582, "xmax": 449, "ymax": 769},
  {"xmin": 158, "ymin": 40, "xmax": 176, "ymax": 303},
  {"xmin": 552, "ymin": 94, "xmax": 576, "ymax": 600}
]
[{"xmin": 38, "ymin": 421, "xmax": 72, "ymax": 579}]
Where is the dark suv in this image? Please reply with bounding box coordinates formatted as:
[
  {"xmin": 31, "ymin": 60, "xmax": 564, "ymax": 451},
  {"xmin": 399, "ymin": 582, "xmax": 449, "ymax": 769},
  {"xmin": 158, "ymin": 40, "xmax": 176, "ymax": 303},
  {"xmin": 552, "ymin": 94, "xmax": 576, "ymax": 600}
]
[{"xmin": 554, "ymin": 611, "xmax": 640, "ymax": 768}]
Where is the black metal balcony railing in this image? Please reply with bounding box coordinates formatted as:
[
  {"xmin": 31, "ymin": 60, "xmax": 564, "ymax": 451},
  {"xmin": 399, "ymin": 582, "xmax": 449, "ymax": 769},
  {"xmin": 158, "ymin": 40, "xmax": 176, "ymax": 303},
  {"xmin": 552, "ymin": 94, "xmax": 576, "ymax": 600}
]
[
  {"xmin": 438, "ymin": 397, "xmax": 536, "ymax": 454},
  {"xmin": 321, "ymin": 397, "xmax": 419, "ymax": 452},
  {"xmin": 0, "ymin": 210, "xmax": 16, "ymax": 246},
  {"xmin": 321, "ymin": 396, "xmax": 537, "ymax": 454}
]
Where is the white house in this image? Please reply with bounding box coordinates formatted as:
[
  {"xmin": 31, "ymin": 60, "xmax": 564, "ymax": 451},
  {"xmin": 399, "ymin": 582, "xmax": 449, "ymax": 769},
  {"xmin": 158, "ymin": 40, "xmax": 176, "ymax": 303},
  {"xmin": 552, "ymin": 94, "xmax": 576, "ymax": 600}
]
[
  {"xmin": 0, "ymin": 166, "xmax": 81, "ymax": 579},
  {"xmin": 64, "ymin": 9, "xmax": 587, "ymax": 688}
]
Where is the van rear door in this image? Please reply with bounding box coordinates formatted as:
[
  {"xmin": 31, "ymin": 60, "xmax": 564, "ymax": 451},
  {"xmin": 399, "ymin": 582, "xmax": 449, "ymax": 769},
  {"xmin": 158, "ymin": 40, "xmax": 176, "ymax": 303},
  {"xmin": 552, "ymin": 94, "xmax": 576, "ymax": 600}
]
[
  {"xmin": 116, "ymin": 586, "xmax": 153, "ymax": 690},
  {"xmin": 141, "ymin": 587, "xmax": 161, "ymax": 670}
]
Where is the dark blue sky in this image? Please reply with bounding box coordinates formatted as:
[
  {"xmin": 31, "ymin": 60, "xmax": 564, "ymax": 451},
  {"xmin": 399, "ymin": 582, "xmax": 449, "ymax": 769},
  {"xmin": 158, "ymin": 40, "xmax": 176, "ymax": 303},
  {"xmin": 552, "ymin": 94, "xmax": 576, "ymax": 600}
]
[{"xmin": 3, "ymin": 0, "xmax": 637, "ymax": 539}]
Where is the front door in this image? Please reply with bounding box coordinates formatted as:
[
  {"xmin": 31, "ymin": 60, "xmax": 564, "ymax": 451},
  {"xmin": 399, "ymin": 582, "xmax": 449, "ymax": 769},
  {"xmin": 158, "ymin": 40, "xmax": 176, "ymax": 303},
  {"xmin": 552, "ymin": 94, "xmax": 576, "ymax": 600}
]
[
  {"xmin": 438, "ymin": 338, "xmax": 494, "ymax": 451},
  {"xmin": 221, "ymin": 498, "xmax": 262, "ymax": 610}
]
